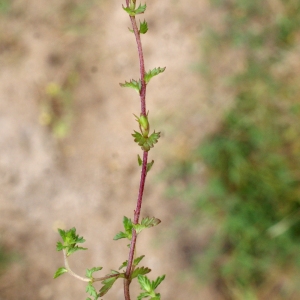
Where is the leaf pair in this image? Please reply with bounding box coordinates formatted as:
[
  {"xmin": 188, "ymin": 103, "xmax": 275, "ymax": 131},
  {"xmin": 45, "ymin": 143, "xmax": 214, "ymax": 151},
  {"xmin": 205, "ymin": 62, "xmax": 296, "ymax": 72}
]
[
  {"xmin": 137, "ymin": 154, "xmax": 154, "ymax": 172},
  {"xmin": 122, "ymin": 3, "xmax": 146, "ymax": 17},
  {"xmin": 114, "ymin": 216, "xmax": 161, "ymax": 241},
  {"xmin": 132, "ymin": 131, "xmax": 161, "ymax": 151},
  {"xmin": 120, "ymin": 67, "xmax": 166, "ymax": 93}
]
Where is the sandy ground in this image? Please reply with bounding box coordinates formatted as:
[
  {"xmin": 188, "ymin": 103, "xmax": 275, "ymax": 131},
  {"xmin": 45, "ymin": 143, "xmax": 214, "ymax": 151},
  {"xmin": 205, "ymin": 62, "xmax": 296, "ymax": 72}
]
[{"xmin": 0, "ymin": 1, "xmax": 229, "ymax": 299}]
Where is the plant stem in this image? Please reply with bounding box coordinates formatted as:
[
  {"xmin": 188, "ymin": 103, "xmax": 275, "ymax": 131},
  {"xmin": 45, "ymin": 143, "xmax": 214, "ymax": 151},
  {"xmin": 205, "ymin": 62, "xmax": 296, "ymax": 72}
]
[
  {"xmin": 63, "ymin": 249, "xmax": 89, "ymax": 282},
  {"xmin": 63, "ymin": 249, "xmax": 120, "ymax": 283},
  {"xmin": 123, "ymin": 2, "xmax": 148, "ymax": 299}
]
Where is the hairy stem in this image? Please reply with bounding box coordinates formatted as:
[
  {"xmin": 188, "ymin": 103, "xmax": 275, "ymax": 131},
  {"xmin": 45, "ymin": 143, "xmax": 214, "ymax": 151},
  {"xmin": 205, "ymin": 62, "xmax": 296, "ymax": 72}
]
[
  {"xmin": 63, "ymin": 249, "xmax": 119, "ymax": 283},
  {"xmin": 63, "ymin": 250, "xmax": 90, "ymax": 282},
  {"xmin": 123, "ymin": 2, "xmax": 148, "ymax": 299}
]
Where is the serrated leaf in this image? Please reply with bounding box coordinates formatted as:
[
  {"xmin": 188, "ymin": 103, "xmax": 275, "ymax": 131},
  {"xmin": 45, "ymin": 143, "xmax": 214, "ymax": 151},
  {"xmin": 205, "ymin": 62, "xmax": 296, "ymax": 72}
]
[
  {"xmin": 99, "ymin": 276, "xmax": 118, "ymax": 297},
  {"xmin": 139, "ymin": 20, "xmax": 148, "ymax": 34},
  {"xmin": 146, "ymin": 160, "xmax": 154, "ymax": 172},
  {"xmin": 135, "ymin": 3, "xmax": 147, "ymax": 14},
  {"xmin": 122, "ymin": 5, "xmax": 135, "ymax": 16},
  {"xmin": 141, "ymin": 217, "xmax": 161, "ymax": 228},
  {"xmin": 138, "ymin": 274, "xmax": 152, "ymax": 292},
  {"xmin": 131, "ymin": 267, "xmax": 151, "ymax": 279},
  {"xmin": 67, "ymin": 246, "xmax": 88, "ymax": 256},
  {"xmin": 56, "ymin": 241, "xmax": 64, "ymax": 251},
  {"xmin": 58, "ymin": 228, "xmax": 66, "ymax": 240},
  {"xmin": 113, "ymin": 231, "xmax": 128, "ymax": 240},
  {"xmin": 119, "ymin": 255, "xmax": 145, "ymax": 271},
  {"xmin": 57, "ymin": 227, "xmax": 87, "ymax": 256},
  {"xmin": 86, "ymin": 283, "xmax": 99, "ymax": 298},
  {"xmin": 152, "ymin": 275, "xmax": 165, "ymax": 289},
  {"xmin": 134, "ymin": 255, "xmax": 145, "ymax": 267},
  {"xmin": 132, "ymin": 131, "xmax": 160, "ymax": 152},
  {"xmin": 53, "ymin": 267, "xmax": 68, "ymax": 279},
  {"xmin": 114, "ymin": 217, "xmax": 133, "ymax": 240},
  {"xmin": 123, "ymin": 216, "xmax": 133, "ymax": 232},
  {"xmin": 144, "ymin": 67, "xmax": 166, "ymax": 84},
  {"xmin": 137, "ymin": 292, "xmax": 151, "ymax": 300},
  {"xmin": 132, "ymin": 223, "xmax": 144, "ymax": 234},
  {"xmin": 86, "ymin": 267, "xmax": 102, "ymax": 279},
  {"xmin": 148, "ymin": 131, "xmax": 161, "ymax": 146},
  {"xmin": 137, "ymin": 154, "xmax": 143, "ymax": 166},
  {"xmin": 119, "ymin": 260, "xmax": 128, "ymax": 270},
  {"xmin": 120, "ymin": 79, "xmax": 141, "ymax": 93}
]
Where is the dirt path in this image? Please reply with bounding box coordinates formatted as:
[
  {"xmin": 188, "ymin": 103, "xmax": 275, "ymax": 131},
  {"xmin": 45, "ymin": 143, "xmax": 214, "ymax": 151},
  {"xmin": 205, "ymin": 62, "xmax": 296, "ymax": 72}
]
[{"xmin": 0, "ymin": 1, "xmax": 225, "ymax": 299}]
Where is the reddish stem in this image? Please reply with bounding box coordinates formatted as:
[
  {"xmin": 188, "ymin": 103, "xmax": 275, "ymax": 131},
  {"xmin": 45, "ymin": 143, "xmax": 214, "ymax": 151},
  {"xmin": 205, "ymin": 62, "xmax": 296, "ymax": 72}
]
[{"xmin": 123, "ymin": 2, "xmax": 148, "ymax": 300}]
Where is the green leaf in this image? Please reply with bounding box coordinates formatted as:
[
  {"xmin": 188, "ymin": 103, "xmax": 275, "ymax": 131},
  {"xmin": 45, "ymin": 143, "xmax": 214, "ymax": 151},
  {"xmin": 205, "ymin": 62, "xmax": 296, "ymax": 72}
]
[
  {"xmin": 137, "ymin": 274, "xmax": 165, "ymax": 299},
  {"xmin": 56, "ymin": 241, "xmax": 64, "ymax": 251},
  {"xmin": 122, "ymin": 5, "xmax": 135, "ymax": 16},
  {"xmin": 119, "ymin": 260, "xmax": 128, "ymax": 270},
  {"xmin": 146, "ymin": 160, "xmax": 154, "ymax": 172},
  {"xmin": 113, "ymin": 231, "xmax": 128, "ymax": 240},
  {"xmin": 86, "ymin": 267, "xmax": 103, "ymax": 279},
  {"xmin": 132, "ymin": 131, "xmax": 161, "ymax": 152},
  {"xmin": 86, "ymin": 283, "xmax": 99, "ymax": 299},
  {"xmin": 123, "ymin": 216, "xmax": 133, "ymax": 232},
  {"xmin": 152, "ymin": 275, "xmax": 165, "ymax": 289},
  {"xmin": 148, "ymin": 131, "xmax": 161, "ymax": 147},
  {"xmin": 54, "ymin": 267, "xmax": 68, "ymax": 279},
  {"xmin": 137, "ymin": 154, "xmax": 143, "ymax": 166},
  {"xmin": 131, "ymin": 266, "xmax": 151, "ymax": 279},
  {"xmin": 120, "ymin": 79, "xmax": 141, "ymax": 93},
  {"xmin": 144, "ymin": 67, "xmax": 166, "ymax": 84},
  {"xmin": 138, "ymin": 274, "xmax": 152, "ymax": 292},
  {"xmin": 67, "ymin": 246, "xmax": 88, "ymax": 256},
  {"xmin": 99, "ymin": 275, "xmax": 119, "ymax": 297},
  {"xmin": 133, "ymin": 217, "xmax": 160, "ymax": 234},
  {"xmin": 137, "ymin": 292, "xmax": 151, "ymax": 300},
  {"xmin": 141, "ymin": 217, "xmax": 161, "ymax": 228},
  {"xmin": 139, "ymin": 20, "xmax": 148, "ymax": 34},
  {"xmin": 113, "ymin": 216, "xmax": 133, "ymax": 240},
  {"xmin": 56, "ymin": 227, "xmax": 87, "ymax": 256},
  {"xmin": 134, "ymin": 255, "xmax": 145, "ymax": 266},
  {"xmin": 119, "ymin": 255, "xmax": 145, "ymax": 270},
  {"xmin": 135, "ymin": 3, "xmax": 147, "ymax": 14}
]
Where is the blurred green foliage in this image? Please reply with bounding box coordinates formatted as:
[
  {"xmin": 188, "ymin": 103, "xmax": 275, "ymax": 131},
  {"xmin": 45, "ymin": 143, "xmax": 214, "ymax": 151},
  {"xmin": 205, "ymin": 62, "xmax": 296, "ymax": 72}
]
[
  {"xmin": 0, "ymin": 0, "xmax": 10, "ymax": 14},
  {"xmin": 167, "ymin": 0, "xmax": 300, "ymax": 298},
  {"xmin": 39, "ymin": 72, "xmax": 79, "ymax": 139}
]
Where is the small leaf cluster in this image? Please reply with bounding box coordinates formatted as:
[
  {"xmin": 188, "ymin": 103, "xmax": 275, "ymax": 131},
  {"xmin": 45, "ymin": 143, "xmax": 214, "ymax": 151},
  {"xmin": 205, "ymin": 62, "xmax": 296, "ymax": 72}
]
[
  {"xmin": 56, "ymin": 227, "xmax": 87, "ymax": 256},
  {"xmin": 133, "ymin": 130, "xmax": 160, "ymax": 152},
  {"xmin": 123, "ymin": 2, "xmax": 146, "ymax": 17},
  {"xmin": 138, "ymin": 154, "xmax": 154, "ymax": 172},
  {"xmin": 54, "ymin": 220, "xmax": 165, "ymax": 298},
  {"xmin": 137, "ymin": 274, "xmax": 166, "ymax": 300},
  {"xmin": 119, "ymin": 255, "xmax": 151, "ymax": 281},
  {"xmin": 120, "ymin": 68, "xmax": 166, "ymax": 94},
  {"xmin": 114, "ymin": 216, "xmax": 161, "ymax": 241}
]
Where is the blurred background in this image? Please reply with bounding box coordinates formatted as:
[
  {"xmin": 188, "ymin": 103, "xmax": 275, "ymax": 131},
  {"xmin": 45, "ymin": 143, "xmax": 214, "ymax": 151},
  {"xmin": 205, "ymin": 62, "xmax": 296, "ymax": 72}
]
[{"xmin": 1, "ymin": 0, "xmax": 300, "ymax": 299}]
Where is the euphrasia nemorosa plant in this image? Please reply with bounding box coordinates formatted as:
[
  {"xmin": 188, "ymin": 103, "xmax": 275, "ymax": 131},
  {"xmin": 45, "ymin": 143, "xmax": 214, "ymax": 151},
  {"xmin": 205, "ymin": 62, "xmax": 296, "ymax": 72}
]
[{"xmin": 54, "ymin": 1, "xmax": 166, "ymax": 299}]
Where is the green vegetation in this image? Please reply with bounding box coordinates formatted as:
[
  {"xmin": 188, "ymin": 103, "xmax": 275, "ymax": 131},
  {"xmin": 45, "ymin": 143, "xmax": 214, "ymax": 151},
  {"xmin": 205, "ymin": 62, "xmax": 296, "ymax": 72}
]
[
  {"xmin": 0, "ymin": 0, "xmax": 10, "ymax": 14},
  {"xmin": 166, "ymin": 0, "xmax": 300, "ymax": 298},
  {"xmin": 54, "ymin": 1, "xmax": 165, "ymax": 299},
  {"xmin": 39, "ymin": 72, "xmax": 79, "ymax": 139}
]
